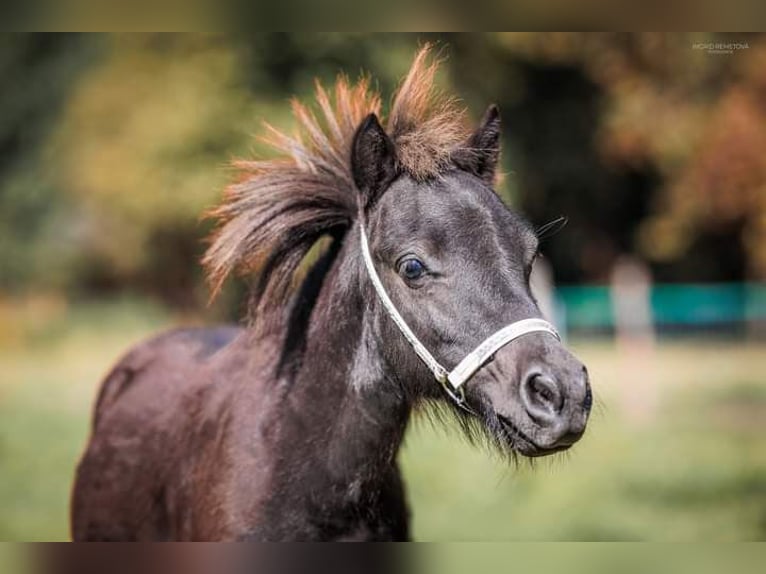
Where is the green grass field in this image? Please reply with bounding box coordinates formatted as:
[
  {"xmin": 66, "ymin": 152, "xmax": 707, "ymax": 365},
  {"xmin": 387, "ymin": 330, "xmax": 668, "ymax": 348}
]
[{"xmin": 1, "ymin": 297, "xmax": 765, "ymax": 541}]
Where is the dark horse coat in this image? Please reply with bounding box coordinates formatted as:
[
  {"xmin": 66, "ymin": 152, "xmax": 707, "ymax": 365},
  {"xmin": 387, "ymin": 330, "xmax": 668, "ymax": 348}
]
[{"xmin": 71, "ymin": 46, "xmax": 590, "ymax": 541}]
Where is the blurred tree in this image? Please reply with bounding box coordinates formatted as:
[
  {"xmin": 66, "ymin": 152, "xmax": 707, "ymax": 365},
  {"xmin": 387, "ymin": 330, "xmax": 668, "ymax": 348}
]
[
  {"xmin": 0, "ymin": 34, "xmax": 99, "ymax": 292},
  {"xmin": 637, "ymin": 54, "xmax": 766, "ymax": 281},
  {"xmin": 48, "ymin": 34, "xmax": 261, "ymax": 308}
]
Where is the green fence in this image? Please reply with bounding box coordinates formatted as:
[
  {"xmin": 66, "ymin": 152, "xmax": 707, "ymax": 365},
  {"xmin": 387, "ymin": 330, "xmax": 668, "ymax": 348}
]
[{"xmin": 556, "ymin": 283, "xmax": 766, "ymax": 332}]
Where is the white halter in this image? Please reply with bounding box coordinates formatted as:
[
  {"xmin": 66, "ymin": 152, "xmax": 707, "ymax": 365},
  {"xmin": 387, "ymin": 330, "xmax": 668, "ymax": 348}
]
[{"xmin": 359, "ymin": 223, "xmax": 560, "ymax": 412}]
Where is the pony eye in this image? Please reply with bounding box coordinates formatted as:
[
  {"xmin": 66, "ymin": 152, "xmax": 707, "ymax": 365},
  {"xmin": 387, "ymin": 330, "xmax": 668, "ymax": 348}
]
[{"xmin": 400, "ymin": 258, "xmax": 426, "ymax": 281}]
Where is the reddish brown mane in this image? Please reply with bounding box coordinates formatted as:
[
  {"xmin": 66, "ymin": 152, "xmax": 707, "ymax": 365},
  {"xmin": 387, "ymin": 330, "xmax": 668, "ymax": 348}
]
[{"xmin": 203, "ymin": 44, "xmax": 471, "ymax": 308}]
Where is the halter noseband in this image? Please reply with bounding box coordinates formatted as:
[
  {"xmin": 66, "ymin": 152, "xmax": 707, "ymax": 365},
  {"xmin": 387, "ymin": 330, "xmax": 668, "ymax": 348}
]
[{"xmin": 359, "ymin": 223, "xmax": 560, "ymax": 413}]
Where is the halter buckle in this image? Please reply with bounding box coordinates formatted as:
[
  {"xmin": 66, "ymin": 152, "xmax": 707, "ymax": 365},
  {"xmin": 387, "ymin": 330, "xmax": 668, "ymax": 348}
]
[{"xmin": 437, "ymin": 374, "xmax": 474, "ymax": 414}]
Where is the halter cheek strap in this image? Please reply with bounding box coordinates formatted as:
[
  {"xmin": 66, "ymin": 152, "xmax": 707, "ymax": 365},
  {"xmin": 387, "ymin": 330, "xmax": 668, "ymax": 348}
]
[{"xmin": 359, "ymin": 223, "xmax": 560, "ymax": 412}]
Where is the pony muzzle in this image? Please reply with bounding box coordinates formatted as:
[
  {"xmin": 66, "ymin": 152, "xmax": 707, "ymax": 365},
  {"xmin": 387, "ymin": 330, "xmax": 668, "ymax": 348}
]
[{"xmin": 492, "ymin": 340, "xmax": 591, "ymax": 455}]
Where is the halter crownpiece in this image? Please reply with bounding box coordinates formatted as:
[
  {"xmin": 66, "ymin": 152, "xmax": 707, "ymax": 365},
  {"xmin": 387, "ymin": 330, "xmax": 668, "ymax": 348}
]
[{"xmin": 359, "ymin": 223, "xmax": 561, "ymax": 412}]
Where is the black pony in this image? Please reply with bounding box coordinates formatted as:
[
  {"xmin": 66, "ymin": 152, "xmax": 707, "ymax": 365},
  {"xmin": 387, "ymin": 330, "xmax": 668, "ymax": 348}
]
[{"xmin": 71, "ymin": 46, "xmax": 591, "ymax": 541}]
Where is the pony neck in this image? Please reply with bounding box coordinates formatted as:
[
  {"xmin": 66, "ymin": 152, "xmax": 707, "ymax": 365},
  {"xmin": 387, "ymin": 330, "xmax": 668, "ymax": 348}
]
[{"xmin": 276, "ymin": 233, "xmax": 411, "ymax": 484}]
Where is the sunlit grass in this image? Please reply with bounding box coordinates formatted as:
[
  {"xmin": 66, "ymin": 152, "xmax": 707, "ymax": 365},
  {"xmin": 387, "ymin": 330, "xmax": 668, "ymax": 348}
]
[
  {"xmin": 0, "ymin": 299, "xmax": 764, "ymax": 541},
  {"xmin": 0, "ymin": 297, "xmax": 172, "ymax": 541}
]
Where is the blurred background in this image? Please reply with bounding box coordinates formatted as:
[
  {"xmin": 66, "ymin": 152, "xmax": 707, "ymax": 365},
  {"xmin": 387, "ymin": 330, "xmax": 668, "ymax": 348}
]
[{"xmin": 0, "ymin": 33, "xmax": 765, "ymax": 541}]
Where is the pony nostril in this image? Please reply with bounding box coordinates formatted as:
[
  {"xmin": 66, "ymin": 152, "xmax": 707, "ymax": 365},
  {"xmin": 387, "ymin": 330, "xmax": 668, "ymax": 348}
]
[
  {"xmin": 531, "ymin": 375, "xmax": 563, "ymax": 411},
  {"xmin": 581, "ymin": 366, "xmax": 592, "ymax": 414},
  {"xmin": 583, "ymin": 382, "xmax": 593, "ymax": 414},
  {"xmin": 521, "ymin": 373, "xmax": 564, "ymax": 425}
]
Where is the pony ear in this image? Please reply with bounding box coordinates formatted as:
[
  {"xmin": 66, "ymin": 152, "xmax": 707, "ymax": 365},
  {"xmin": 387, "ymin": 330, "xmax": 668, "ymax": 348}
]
[
  {"xmin": 351, "ymin": 113, "xmax": 398, "ymax": 210},
  {"xmin": 453, "ymin": 104, "xmax": 502, "ymax": 186}
]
